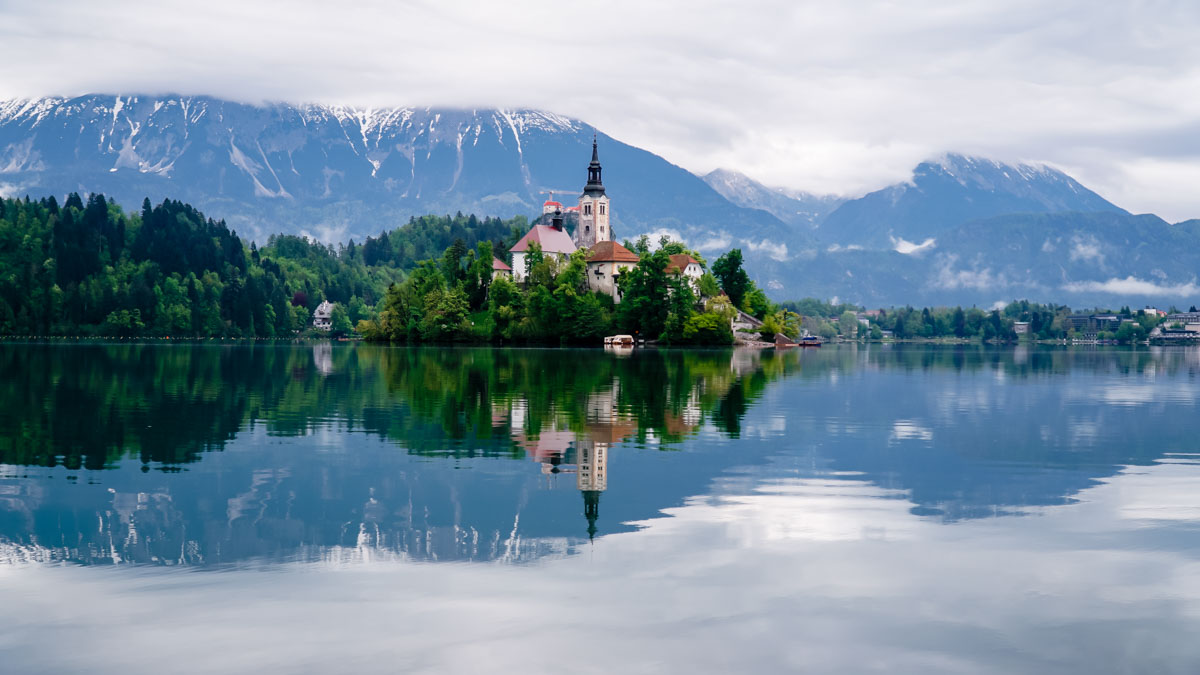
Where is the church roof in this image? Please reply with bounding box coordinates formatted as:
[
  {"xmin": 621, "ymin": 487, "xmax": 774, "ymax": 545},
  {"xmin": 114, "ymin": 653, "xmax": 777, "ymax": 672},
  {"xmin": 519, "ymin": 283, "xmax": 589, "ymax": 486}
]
[
  {"xmin": 587, "ymin": 240, "xmax": 640, "ymax": 263},
  {"xmin": 492, "ymin": 257, "xmax": 511, "ymax": 271},
  {"xmin": 510, "ymin": 224, "xmax": 577, "ymax": 255},
  {"xmin": 666, "ymin": 254, "xmax": 700, "ymax": 273}
]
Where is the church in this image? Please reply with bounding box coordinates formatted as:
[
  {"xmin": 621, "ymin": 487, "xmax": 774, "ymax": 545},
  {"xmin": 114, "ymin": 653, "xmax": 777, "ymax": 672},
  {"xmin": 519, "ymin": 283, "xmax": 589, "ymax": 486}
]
[{"xmin": 509, "ymin": 137, "xmax": 641, "ymax": 300}]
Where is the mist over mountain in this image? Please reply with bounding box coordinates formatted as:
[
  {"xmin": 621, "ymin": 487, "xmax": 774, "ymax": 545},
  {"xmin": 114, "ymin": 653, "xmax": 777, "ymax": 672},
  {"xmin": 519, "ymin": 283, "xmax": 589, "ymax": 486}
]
[
  {"xmin": 702, "ymin": 168, "xmax": 844, "ymax": 227},
  {"xmin": 1, "ymin": 95, "xmax": 1197, "ymax": 308}
]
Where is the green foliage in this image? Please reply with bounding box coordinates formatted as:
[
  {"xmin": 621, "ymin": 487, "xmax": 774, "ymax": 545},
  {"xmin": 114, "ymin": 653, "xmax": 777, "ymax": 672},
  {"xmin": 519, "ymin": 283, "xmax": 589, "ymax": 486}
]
[
  {"xmin": 712, "ymin": 249, "xmax": 751, "ymax": 309},
  {"xmin": 743, "ymin": 285, "xmax": 774, "ymax": 319},
  {"xmin": 617, "ymin": 249, "xmax": 671, "ymax": 340},
  {"xmin": 838, "ymin": 311, "xmax": 860, "ymax": 338},
  {"xmin": 0, "ymin": 194, "xmax": 418, "ymax": 338}
]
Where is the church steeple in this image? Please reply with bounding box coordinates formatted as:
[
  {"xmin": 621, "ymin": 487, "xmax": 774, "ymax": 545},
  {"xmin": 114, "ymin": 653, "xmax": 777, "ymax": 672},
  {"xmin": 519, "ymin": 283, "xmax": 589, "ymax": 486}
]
[
  {"xmin": 575, "ymin": 135, "xmax": 611, "ymax": 248},
  {"xmin": 583, "ymin": 135, "xmax": 605, "ymax": 197}
]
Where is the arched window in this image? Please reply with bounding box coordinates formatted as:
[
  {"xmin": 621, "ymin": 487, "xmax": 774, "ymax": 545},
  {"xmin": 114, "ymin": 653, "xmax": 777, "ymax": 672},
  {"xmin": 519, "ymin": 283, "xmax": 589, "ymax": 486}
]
[
  {"xmin": 584, "ymin": 204, "xmax": 592, "ymax": 216},
  {"xmin": 599, "ymin": 204, "xmax": 606, "ymax": 216}
]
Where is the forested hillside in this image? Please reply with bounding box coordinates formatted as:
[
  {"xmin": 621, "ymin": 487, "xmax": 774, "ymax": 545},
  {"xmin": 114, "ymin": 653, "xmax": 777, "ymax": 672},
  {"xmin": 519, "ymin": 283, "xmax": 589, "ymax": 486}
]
[{"xmin": 0, "ymin": 194, "xmax": 524, "ymax": 336}]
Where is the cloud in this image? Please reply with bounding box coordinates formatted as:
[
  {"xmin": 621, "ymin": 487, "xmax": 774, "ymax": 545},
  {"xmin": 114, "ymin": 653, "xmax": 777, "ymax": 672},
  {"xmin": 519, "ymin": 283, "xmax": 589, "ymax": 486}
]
[
  {"xmin": 742, "ymin": 238, "xmax": 789, "ymax": 261},
  {"xmin": 890, "ymin": 236, "xmax": 936, "ymax": 255},
  {"xmin": 2, "ymin": 1, "xmax": 1200, "ymax": 218},
  {"xmin": 1062, "ymin": 276, "xmax": 1200, "ymax": 297},
  {"xmin": 693, "ymin": 233, "xmax": 732, "ymax": 251},
  {"xmin": 1068, "ymin": 235, "xmax": 1105, "ymax": 265},
  {"xmin": 930, "ymin": 254, "xmax": 1004, "ymax": 291},
  {"xmin": 641, "ymin": 227, "xmax": 685, "ymax": 246}
]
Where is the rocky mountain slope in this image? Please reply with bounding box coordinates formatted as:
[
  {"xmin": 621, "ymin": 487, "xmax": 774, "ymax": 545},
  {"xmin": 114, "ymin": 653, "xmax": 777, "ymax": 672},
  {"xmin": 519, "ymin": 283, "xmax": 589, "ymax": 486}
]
[{"xmin": 0, "ymin": 95, "xmax": 791, "ymax": 248}]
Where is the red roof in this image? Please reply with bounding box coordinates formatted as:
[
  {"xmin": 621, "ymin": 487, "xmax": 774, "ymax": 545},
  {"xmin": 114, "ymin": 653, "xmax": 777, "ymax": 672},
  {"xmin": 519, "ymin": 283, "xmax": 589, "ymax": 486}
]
[
  {"xmin": 587, "ymin": 240, "xmax": 640, "ymax": 263},
  {"xmin": 509, "ymin": 225, "xmax": 577, "ymax": 255},
  {"xmin": 542, "ymin": 200, "xmax": 562, "ymax": 208},
  {"xmin": 666, "ymin": 254, "xmax": 699, "ymax": 273},
  {"xmin": 492, "ymin": 257, "xmax": 511, "ymax": 271}
]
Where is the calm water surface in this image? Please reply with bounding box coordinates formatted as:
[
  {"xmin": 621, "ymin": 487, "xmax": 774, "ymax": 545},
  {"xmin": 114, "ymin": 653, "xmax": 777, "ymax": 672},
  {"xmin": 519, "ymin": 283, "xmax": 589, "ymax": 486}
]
[{"xmin": 1, "ymin": 343, "xmax": 1199, "ymax": 673}]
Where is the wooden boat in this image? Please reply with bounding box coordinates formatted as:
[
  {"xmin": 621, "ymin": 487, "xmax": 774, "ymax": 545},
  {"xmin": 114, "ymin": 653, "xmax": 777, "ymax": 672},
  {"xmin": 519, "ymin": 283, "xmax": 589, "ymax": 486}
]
[{"xmin": 798, "ymin": 336, "xmax": 822, "ymax": 347}]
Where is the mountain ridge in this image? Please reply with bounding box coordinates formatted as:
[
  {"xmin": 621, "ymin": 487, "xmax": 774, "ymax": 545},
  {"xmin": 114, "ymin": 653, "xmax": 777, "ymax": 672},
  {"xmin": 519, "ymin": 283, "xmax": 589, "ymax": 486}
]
[{"xmin": 0, "ymin": 94, "xmax": 794, "ymax": 250}]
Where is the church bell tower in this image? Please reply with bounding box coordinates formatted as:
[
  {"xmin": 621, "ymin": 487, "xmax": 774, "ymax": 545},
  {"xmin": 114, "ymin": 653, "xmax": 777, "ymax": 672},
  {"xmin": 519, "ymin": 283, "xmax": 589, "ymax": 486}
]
[{"xmin": 575, "ymin": 136, "xmax": 611, "ymax": 248}]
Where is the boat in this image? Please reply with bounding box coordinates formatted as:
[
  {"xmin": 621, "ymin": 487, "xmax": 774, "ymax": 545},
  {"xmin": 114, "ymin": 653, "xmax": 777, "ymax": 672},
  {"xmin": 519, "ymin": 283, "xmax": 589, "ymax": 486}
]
[
  {"xmin": 798, "ymin": 336, "xmax": 822, "ymax": 347},
  {"xmin": 605, "ymin": 334, "xmax": 635, "ymax": 347}
]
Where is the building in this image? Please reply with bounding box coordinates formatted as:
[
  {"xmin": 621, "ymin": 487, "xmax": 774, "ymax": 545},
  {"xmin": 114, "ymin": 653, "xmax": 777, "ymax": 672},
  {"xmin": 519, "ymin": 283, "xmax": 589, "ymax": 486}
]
[
  {"xmin": 1013, "ymin": 321, "xmax": 1030, "ymax": 336},
  {"xmin": 665, "ymin": 254, "xmax": 703, "ymax": 291},
  {"xmin": 586, "ymin": 240, "xmax": 640, "ymax": 300},
  {"xmin": 574, "ymin": 137, "xmax": 611, "ymax": 249},
  {"xmin": 1065, "ymin": 314, "xmax": 1121, "ymax": 336},
  {"xmin": 492, "ymin": 257, "xmax": 512, "ymax": 280},
  {"xmin": 509, "ymin": 212, "xmax": 577, "ymax": 282},
  {"xmin": 732, "ymin": 308, "xmax": 764, "ymax": 337},
  {"xmin": 312, "ymin": 301, "xmax": 334, "ymax": 331},
  {"xmin": 1164, "ymin": 312, "xmax": 1200, "ymax": 332}
]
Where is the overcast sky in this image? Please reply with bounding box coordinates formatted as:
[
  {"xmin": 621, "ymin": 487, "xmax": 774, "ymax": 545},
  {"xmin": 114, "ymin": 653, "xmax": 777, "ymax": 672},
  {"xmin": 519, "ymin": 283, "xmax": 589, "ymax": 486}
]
[{"xmin": 2, "ymin": 0, "xmax": 1199, "ymax": 219}]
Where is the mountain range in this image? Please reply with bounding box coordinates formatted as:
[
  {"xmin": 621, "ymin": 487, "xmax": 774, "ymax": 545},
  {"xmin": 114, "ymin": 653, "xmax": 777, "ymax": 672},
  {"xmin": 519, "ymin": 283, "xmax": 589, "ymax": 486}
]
[{"xmin": 2, "ymin": 94, "xmax": 1198, "ymax": 308}]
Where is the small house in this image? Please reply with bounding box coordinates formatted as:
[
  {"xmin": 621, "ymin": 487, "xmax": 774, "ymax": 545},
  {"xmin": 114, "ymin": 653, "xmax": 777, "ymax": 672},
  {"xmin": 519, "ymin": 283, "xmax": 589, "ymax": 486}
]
[
  {"xmin": 665, "ymin": 254, "xmax": 703, "ymax": 291},
  {"xmin": 587, "ymin": 240, "xmax": 640, "ymax": 300},
  {"xmin": 312, "ymin": 301, "xmax": 334, "ymax": 331},
  {"xmin": 492, "ymin": 257, "xmax": 512, "ymax": 280}
]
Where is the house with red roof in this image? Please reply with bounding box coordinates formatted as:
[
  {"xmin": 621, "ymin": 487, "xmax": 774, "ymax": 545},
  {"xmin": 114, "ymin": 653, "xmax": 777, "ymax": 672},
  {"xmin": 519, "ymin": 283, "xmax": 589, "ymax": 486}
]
[
  {"xmin": 509, "ymin": 215, "xmax": 577, "ymax": 282},
  {"xmin": 586, "ymin": 240, "xmax": 641, "ymax": 300},
  {"xmin": 491, "ymin": 257, "xmax": 512, "ymax": 280},
  {"xmin": 666, "ymin": 254, "xmax": 704, "ymax": 291}
]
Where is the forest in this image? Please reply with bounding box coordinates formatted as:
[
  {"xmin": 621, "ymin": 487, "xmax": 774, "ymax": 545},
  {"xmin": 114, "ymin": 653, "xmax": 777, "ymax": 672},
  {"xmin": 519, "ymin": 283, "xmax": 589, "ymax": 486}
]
[
  {"xmin": 0, "ymin": 192, "xmax": 1180, "ymax": 344},
  {"xmin": 0, "ymin": 194, "xmax": 524, "ymax": 337}
]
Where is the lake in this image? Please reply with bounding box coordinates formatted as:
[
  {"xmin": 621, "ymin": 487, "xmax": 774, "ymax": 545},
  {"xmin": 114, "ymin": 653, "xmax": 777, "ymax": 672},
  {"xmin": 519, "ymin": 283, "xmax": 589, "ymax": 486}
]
[{"xmin": 1, "ymin": 342, "xmax": 1199, "ymax": 673}]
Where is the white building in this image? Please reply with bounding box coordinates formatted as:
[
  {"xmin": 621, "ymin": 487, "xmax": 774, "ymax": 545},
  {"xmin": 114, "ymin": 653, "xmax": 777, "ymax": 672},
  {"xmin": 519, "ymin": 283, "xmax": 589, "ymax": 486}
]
[
  {"xmin": 312, "ymin": 301, "xmax": 334, "ymax": 331},
  {"xmin": 666, "ymin": 254, "xmax": 703, "ymax": 291},
  {"xmin": 586, "ymin": 240, "xmax": 640, "ymax": 300},
  {"xmin": 509, "ymin": 223, "xmax": 577, "ymax": 282}
]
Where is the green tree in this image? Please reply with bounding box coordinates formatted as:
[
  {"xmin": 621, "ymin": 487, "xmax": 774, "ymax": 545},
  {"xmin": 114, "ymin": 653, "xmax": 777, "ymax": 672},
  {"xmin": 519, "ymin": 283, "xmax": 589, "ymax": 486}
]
[
  {"xmin": 838, "ymin": 310, "xmax": 859, "ymax": 338},
  {"xmin": 712, "ymin": 249, "xmax": 751, "ymax": 309}
]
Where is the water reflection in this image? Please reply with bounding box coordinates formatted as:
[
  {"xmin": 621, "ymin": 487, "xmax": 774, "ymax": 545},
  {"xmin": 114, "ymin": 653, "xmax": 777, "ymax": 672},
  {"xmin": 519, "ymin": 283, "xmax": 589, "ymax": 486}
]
[{"xmin": 0, "ymin": 343, "xmax": 1197, "ymax": 567}]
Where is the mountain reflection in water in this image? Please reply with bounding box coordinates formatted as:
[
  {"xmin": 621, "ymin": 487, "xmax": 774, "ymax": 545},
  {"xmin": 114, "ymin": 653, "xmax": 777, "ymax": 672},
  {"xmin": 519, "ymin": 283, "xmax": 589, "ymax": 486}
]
[{"xmin": 0, "ymin": 343, "xmax": 1197, "ymax": 567}]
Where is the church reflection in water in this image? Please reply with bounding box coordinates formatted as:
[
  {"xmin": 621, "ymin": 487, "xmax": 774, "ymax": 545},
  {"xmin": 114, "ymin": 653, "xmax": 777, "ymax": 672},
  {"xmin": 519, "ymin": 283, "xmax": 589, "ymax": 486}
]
[
  {"xmin": 0, "ymin": 344, "xmax": 786, "ymax": 566},
  {"xmin": 2, "ymin": 343, "xmax": 1197, "ymax": 567}
]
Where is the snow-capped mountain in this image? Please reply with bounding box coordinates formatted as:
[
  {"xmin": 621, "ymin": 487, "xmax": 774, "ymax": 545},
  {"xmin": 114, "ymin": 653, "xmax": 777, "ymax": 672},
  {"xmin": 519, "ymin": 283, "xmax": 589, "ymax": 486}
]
[
  {"xmin": 702, "ymin": 168, "xmax": 844, "ymax": 227},
  {"xmin": 817, "ymin": 154, "xmax": 1126, "ymax": 248},
  {"xmin": 3, "ymin": 95, "xmax": 1198, "ymax": 307},
  {"xmin": 0, "ymin": 95, "xmax": 790, "ymax": 246}
]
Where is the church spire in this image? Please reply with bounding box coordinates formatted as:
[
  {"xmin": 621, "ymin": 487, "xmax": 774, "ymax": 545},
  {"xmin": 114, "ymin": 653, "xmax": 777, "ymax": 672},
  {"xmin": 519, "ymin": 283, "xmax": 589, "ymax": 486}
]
[{"xmin": 583, "ymin": 134, "xmax": 605, "ymax": 197}]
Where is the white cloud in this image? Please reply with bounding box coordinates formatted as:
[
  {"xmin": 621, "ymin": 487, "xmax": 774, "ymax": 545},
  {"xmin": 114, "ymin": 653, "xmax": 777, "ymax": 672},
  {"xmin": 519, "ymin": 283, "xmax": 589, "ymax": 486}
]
[
  {"xmin": 1068, "ymin": 235, "xmax": 1106, "ymax": 265},
  {"xmin": 1062, "ymin": 276, "xmax": 1200, "ymax": 297},
  {"xmin": 2, "ymin": 1, "xmax": 1200, "ymax": 217},
  {"xmin": 742, "ymin": 238, "xmax": 789, "ymax": 261},
  {"xmin": 640, "ymin": 228, "xmax": 685, "ymax": 246},
  {"xmin": 930, "ymin": 254, "xmax": 1005, "ymax": 291},
  {"xmin": 890, "ymin": 236, "xmax": 936, "ymax": 255},
  {"xmin": 693, "ymin": 233, "xmax": 732, "ymax": 252}
]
